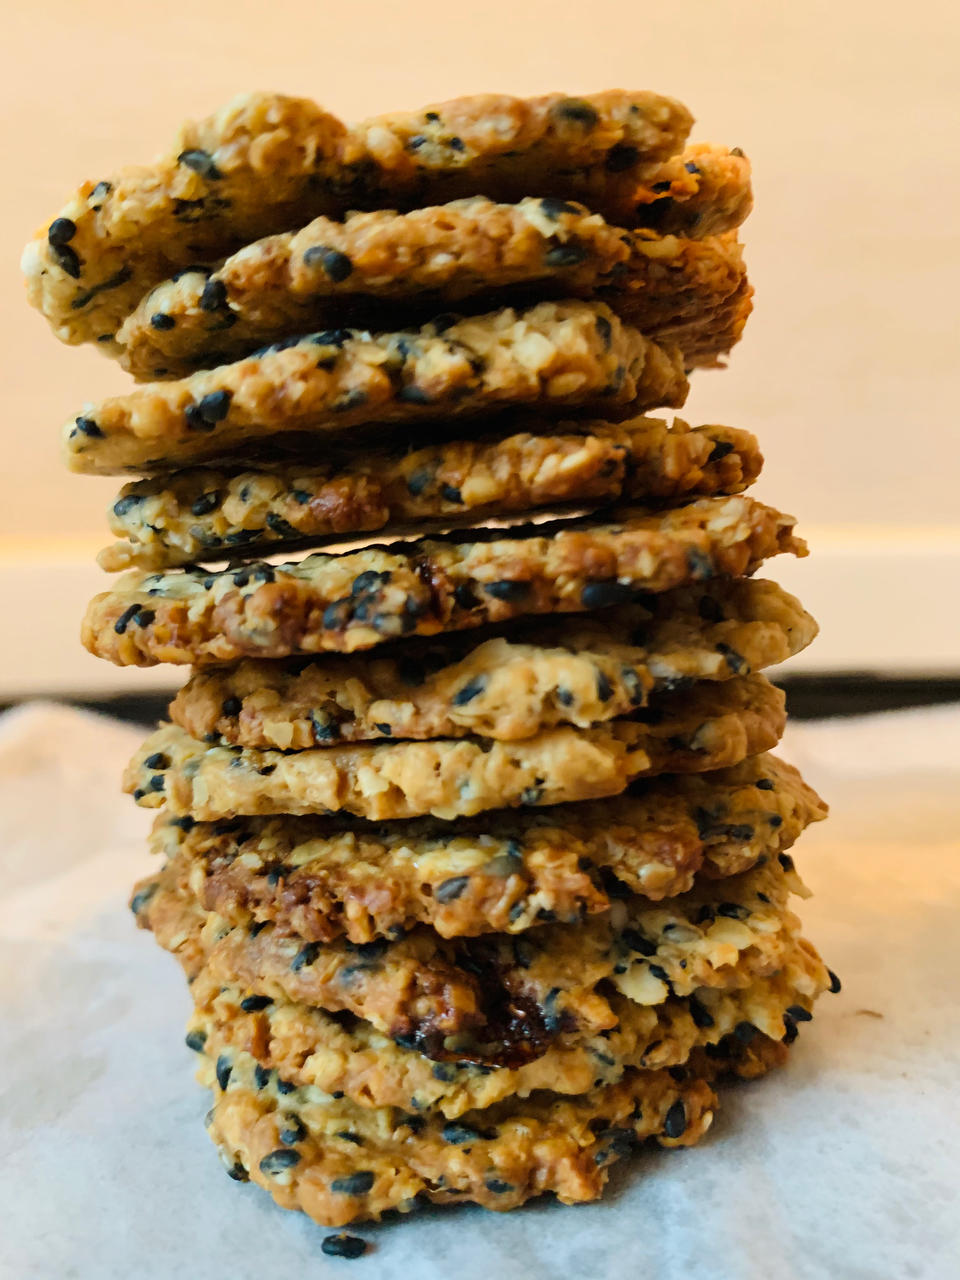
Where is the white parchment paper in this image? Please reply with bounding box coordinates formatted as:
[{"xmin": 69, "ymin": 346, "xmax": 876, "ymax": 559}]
[{"xmin": 1, "ymin": 700, "xmax": 958, "ymax": 1280}]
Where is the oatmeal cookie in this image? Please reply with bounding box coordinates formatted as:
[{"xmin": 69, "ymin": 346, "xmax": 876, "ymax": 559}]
[
  {"xmin": 24, "ymin": 89, "xmax": 693, "ymax": 349},
  {"xmin": 200, "ymin": 1044, "xmax": 720, "ymax": 1224},
  {"xmin": 189, "ymin": 935, "xmax": 829, "ymax": 1117},
  {"xmin": 630, "ymin": 143, "xmax": 753, "ymax": 235},
  {"xmin": 134, "ymin": 849, "xmax": 805, "ymax": 1063},
  {"xmin": 97, "ymin": 417, "xmax": 761, "ymax": 572},
  {"xmin": 64, "ymin": 301, "xmax": 687, "ymax": 474},
  {"xmin": 150, "ymin": 752, "xmax": 825, "ymax": 942},
  {"xmin": 168, "ymin": 579, "xmax": 812, "ymax": 747},
  {"xmin": 115, "ymin": 197, "xmax": 744, "ymax": 379},
  {"xmin": 125, "ymin": 674, "xmax": 785, "ymax": 822},
  {"xmin": 83, "ymin": 497, "xmax": 804, "ymax": 667}
]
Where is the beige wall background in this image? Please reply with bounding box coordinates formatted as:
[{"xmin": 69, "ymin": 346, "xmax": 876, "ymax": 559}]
[{"xmin": 0, "ymin": 0, "xmax": 957, "ymax": 691}]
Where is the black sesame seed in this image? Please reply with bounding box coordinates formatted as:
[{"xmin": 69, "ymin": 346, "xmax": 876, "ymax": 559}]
[
  {"xmin": 554, "ymin": 99, "xmax": 599, "ymax": 127},
  {"xmin": 199, "ymin": 278, "xmax": 228, "ymax": 311},
  {"xmin": 828, "ymin": 970, "xmax": 842, "ymax": 994},
  {"xmin": 539, "ymin": 197, "xmax": 580, "ymax": 219},
  {"xmin": 198, "ymin": 390, "xmax": 231, "ymax": 422},
  {"xmin": 484, "ymin": 1177, "xmax": 514, "ymax": 1194},
  {"xmin": 734, "ymin": 1021, "xmax": 758, "ymax": 1044},
  {"xmin": 440, "ymin": 484, "xmax": 462, "ymax": 504},
  {"xmin": 134, "ymin": 608, "xmax": 155, "ymax": 627},
  {"xmin": 782, "ymin": 1012, "xmax": 799, "ymax": 1044},
  {"xmin": 755, "ymin": 777, "xmax": 775, "ymax": 791},
  {"xmin": 150, "ymin": 312, "xmax": 176, "ymax": 331},
  {"xmin": 143, "ymin": 751, "xmax": 169, "ymax": 770},
  {"xmin": 620, "ymin": 927, "xmax": 656, "ymax": 957},
  {"xmin": 581, "ymin": 580, "xmax": 634, "ymax": 609},
  {"xmin": 321, "ymin": 1234, "xmax": 367, "ymax": 1259},
  {"xmin": 786, "ymin": 1004, "xmax": 813, "ymax": 1023},
  {"xmin": 452, "ymin": 676, "xmax": 486, "ymax": 706},
  {"xmin": 595, "ymin": 313, "xmax": 613, "ymax": 348},
  {"xmin": 484, "ymin": 580, "xmax": 530, "ymax": 603},
  {"xmin": 406, "ymin": 468, "xmax": 432, "ymax": 496},
  {"xmin": 91, "ymin": 180, "xmax": 113, "ymax": 200},
  {"xmin": 190, "ymin": 490, "xmax": 221, "ymax": 517},
  {"xmin": 334, "ymin": 1130, "xmax": 364, "ymax": 1146},
  {"xmin": 595, "ymin": 670, "xmax": 613, "ymax": 702},
  {"xmin": 290, "ymin": 941, "xmax": 321, "ymax": 972},
  {"xmin": 74, "ymin": 416, "xmax": 104, "ymax": 438},
  {"xmin": 279, "ymin": 1114, "xmax": 308, "ymax": 1145},
  {"xmin": 520, "ymin": 786, "xmax": 543, "ymax": 805},
  {"xmin": 397, "ymin": 385, "xmax": 432, "ymax": 405},
  {"xmin": 259, "ymin": 1148, "xmax": 301, "ymax": 1175},
  {"xmin": 545, "ymin": 243, "xmax": 587, "ymax": 268},
  {"xmin": 129, "ymin": 882, "xmax": 157, "ymax": 915},
  {"xmin": 112, "ymin": 494, "xmax": 142, "ymax": 517},
  {"xmin": 454, "ymin": 583, "xmax": 481, "ymax": 611},
  {"xmin": 351, "ymin": 569, "xmax": 391, "ymax": 596},
  {"xmin": 431, "ymin": 1062, "xmax": 457, "ymax": 1082},
  {"xmin": 717, "ymin": 902, "xmax": 750, "ymax": 920},
  {"xmin": 685, "ymin": 160, "xmax": 702, "ymax": 175},
  {"xmin": 330, "ymin": 1171, "xmax": 374, "ymax": 1195},
  {"xmin": 435, "ymin": 875, "xmax": 470, "ymax": 904},
  {"xmin": 215, "ymin": 1055, "xmax": 232, "ymax": 1090},
  {"xmin": 686, "ymin": 547, "xmax": 714, "ymax": 579},
  {"xmin": 184, "ymin": 1029, "xmax": 207, "ymax": 1052},
  {"xmin": 707, "ymin": 439, "xmax": 734, "ymax": 463},
  {"xmin": 239, "ymin": 994, "xmax": 272, "ymax": 1012},
  {"xmin": 147, "ymin": 774, "xmax": 165, "ymax": 793},
  {"xmin": 178, "ymin": 148, "xmax": 222, "ymax": 180},
  {"xmin": 778, "ymin": 853, "xmax": 795, "ymax": 873},
  {"xmin": 768, "ymin": 814, "xmax": 783, "ymax": 828},
  {"xmin": 303, "ymin": 245, "xmax": 354, "ymax": 282},
  {"xmin": 51, "ymin": 243, "xmax": 82, "ymax": 278},
  {"xmin": 226, "ymin": 1161, "xmax": 249, "ymax": 1182},
  {"xmin": 663, "ymin": 1099, "xmax": 687, "ymax": 1139},
  {"xmin": 254, "ymin": 1064, "xmax": 271, "ymax": 1090},
  {"xmin": 715, "ymin": 642, "xmax": 747, "ymax": 674},
  {"xmin": 113, "ymin": 602, "xmax": 142, "ymax": 635},
  {"xmin": 688, "ymin": 996, "xmax": 715, "ymax": 1029},
  {"xmin": 605, "ymin": 143, "xmax": 640, "ymax": 173},
  {"xmin": 442, "ymin": 1122, "xmax": 480, "ymax": 1145},
  {"xmin": 48, "ymin": 217, "xmax": 77, "ymax": 246},
  {"xmin": 556, "ymin": 687, "xmax": 574, "ymax": 707}
]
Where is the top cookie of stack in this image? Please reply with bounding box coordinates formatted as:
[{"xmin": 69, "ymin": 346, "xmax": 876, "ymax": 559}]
[{"xmin": 25, "ymin": 89, "xmax": 837, "ymax": 1232}]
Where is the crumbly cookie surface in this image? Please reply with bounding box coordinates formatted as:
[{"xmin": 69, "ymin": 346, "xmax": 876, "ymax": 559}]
[
  {"xmin": 64, "ymin": 301, "xmax": 687, "ymax": 474},
  {"xmin": 115, "ymin": 197, "xmax": 744, "ymax": 379},
  {"xmin": 135, "ymin": 852, "xmax": 804, "ymax": 1063},
  {"xmin": 200, "ymin": 1045, "xmax": 721, "ymax": 1225},
  {"xmin": 83, "ymin": 497, "xmax": 804, "ymax": 667},
  {"xmin": 98, "ymin": 417, "xmax": 762, "ymax": 572},
  {"xmin": 125, "ymin": 673, "xmax": 785, "ymax": 821},
  {"xmin": 168, "ymin": 579, "xmax": 813, "ymax": 748},
  {"xmin": 190, "ymin": 937, "xmax": 827, "ymax": 1118},
  {"xmin": 151, "ymin": 752, "xmax": 825, "ymax": 942},
  {"xmin": 630, "ymin": 144, "xmax": 753, "ymax": 235},
  {"xmin": 25, "ymin": 89, "xmax": 694, "ymax": 349}
]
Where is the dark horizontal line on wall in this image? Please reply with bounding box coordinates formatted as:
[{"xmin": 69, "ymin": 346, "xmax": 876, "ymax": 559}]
[{"xmin": 3, "ymin": 675, "xmax": 960, "ymax": 727}]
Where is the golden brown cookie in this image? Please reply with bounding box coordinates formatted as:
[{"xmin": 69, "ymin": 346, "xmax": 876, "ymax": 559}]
[
  {"xmin": 167, "ymin": 580, "xmax": 812, "ymax": 748},
  {"xmin": 83, "ymin": 497, "xmax": 805, "ymax": 667},
  {"xmin": 629, "ymin": 143, "xmax": 753, "ymax": 235},
  {"xmin": 64, "ymin": 301, "xmax": 687, "ymax": 474},
  {"xmin": 115, "ymin": 197, "xmax": 745, "ymax": 379},
  {"xmin": 151, "ymin": 752, "xmax": 825, "ymax": 942},
  {"xmin": 201, "ymin": 1044, "xmax": 721, "ymax": 1224},
  {"xmin": 189, "ymin": 933, "xmax": 829, "ymax": 1117},
  {"xmin": 98, "ymin": 417, "xmax": 762, "ymax": 572},
  {"xmin": 24, "ymin": 89, "xmax": 695, "ymax": 349},
  {"xmin": 133, "ymin": 852, "xmax": 805, "ymax": 1064},
  {"xmin": 125, "ymin": 673, "xmax": 785, "ymax": 822}
]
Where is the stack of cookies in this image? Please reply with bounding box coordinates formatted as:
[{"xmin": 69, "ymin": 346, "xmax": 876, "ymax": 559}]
[{"xmin": 24, "ymin": 88, "xmax": 838, "ymax": 1235}]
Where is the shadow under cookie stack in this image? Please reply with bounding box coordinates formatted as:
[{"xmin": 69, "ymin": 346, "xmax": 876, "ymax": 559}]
[{"xmin": 24, "ymin": 88, "xmax": 840, "ymax": 1241}]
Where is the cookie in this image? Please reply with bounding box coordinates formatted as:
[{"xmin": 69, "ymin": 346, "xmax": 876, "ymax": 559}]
[
  {"xmin": 64, "ymin": 301, "xmax": 687, "ymax": 475},
  {"xmin": 150, "ymin": 752, "xmax": 825, "ymax": 942},
  {"xmin": 125, "ymin": 673, "xmax": 785, "ymax": 822},
  {"xmin": 200, "ymin": 1044, "xmax": 721, "ymax": 1224},
  {"xmin": 134, "ymin": 851, "xmax": 804, "ymax": 1063},
  {"xmin": 630, "ymin": 143, "xmax": 753, "ymax": 235},
  {"xmin": 168, "ymin": 578, "xmax": 812, "ymax": 748},
  {"xmin": 97, "ymin": 417, "xmax": 762, "ymax": 572},
  {"xmin": 656, "ymin": 275, "xmax": 754, "ymax": 370},
  {"xmin": 115, "ymin": 197, "xmax": 745, "ymax": 379},
  {"xmin": 82, "ymin": 496, "xmax": 804, "ymax": 667},
  {"xmin": 25, "ymin": 89, "xmax": 693, "ymax": 349},
  {"xmin": 189, "ymin": 935, "xmax": 829, "ymax": 1117}
]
